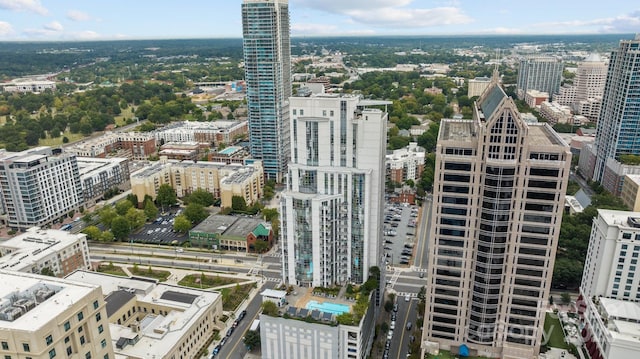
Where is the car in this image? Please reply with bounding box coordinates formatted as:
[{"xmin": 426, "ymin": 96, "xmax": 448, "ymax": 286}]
[
  {"xmin": 147, "ymin": 230, "xmax": 153, "ymax": 235},
  {"xmin": 387, "ymin": 330, "xmax": 393, "ymax": 340},
  {"xmin": 385, "ymin": 240, "xmax": 393, "ymax": 244},
  {"xmin": 404, "ymin": 243, "xmax": 414, "ymax": 248},
  {"xmin": 399, "ymin": 260, "xmax": 409, "ymax": 264},
  {"xmin": 405, "ymin": 295, "xmax": 411, "ymax": 302},
  {"xmin": 232, "ymin": 319, "xmax": 239, "ymax": 328},
  {"xmin": 391, "ymin": 313, "xmax": 397, "ymax": 321},
  {"xmin": 226, "ymin": 327, "xmax": 234, "ymax": 337},
  {"xmin": 393, "ymin": 303, "xmax": 398, "ymax": 312},
  {"xmin": 220, "ymin": 337, "xmax": 227, "ymax": 346},
  {"xmin": 239, "ymin": 310, "xmax": 247, "ymax": 320},
  {"xmin": 391, "ymin": 222, "xmax": 399, "ymax": 227},
  {"xmin": 175, "ymin": 248, "xmax": 184, "ymax": 253},
  {"xmin": 406, "ymin": 322, "xmax": 412, "ymax": 330},
  {"xmin": 409, "ymin": 335, "xmax": 415, "ymax": 343},
  {"xmin": 419, "ymin": 272, "xmax": 425, "ymax": 278},
  {"xmin": 384, "ymin": 246, "xmax": 392, "ymax": 250},
  {"xmin": 161, "ymin": 228, "xmax": 168, "ymax": 233},
  {"xmin": 155, "ymin": 228, "xmax": 161, "ymax": 232},
  {"xmin": 385, "ymin": 340, "xmax": 391, "ymax": 349},
  {"xmin": 390, "ymin": 321, "xmax": 395, "ymax": 330}
]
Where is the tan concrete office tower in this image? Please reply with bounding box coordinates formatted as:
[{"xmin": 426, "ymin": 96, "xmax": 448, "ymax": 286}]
[{"xmin": 421, "ymin": 73, "xmax": 571, "ymax": 359}]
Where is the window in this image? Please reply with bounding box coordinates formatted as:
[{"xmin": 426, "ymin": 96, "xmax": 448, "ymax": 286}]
[
  {"xmin": 64, "ymin": 337, "xmax": 69, "ymax": 344},
  {"xmin": 95, "ymin": 313, "xmax": 101, "ymax": 322},
  {"xmin": 23, "ymin": 343, "xmax": 30, "ymax": 352},
  {"xmin": 85, "ymin": 352, "xmax": 92, "ymax": 359},
  {"xmin": 66, "ymin": 347, "xmax": 72, "ymax": 356},
  {"xmin": 98, "ymin": 325, "xmax": 104, "ymax": 334},
  {"xmin": 78, "ymin": 326, "xmax": 83, "ymax": 333},
  {"xmin": 103, "ymin": 355, "xmax": 109, "ymax": 359},
  {"xmin": 45, "ymin": 335, "xmax": 53, "ymax": 345},
  {"xmin": 48, "ymin": 349, "xmax": 56, "ymax": 359},
  {"xmin": 77, "ymin": 312, "xmax": 84, "ymax": 321},
  {"xmin": 1, "ymin": 342, "xmax": 7, "ymax": 350},
  {"xmin": 4, "ymin": 355, "xmax": 10, "ymax": 359},
  {"xmin": 80, "ymin": 336, "xmax": 85, "ymax": 345},
  {"xmin": 93, "ymin": 300, "xmax": 99, "ymax": 310},
  {"xmin": 101, "ymin": 339, "xmax": 107, "ymax": 348},
  {"xmin": 64, "ymin": 321, "xmax": 71, "ymax": 331}
]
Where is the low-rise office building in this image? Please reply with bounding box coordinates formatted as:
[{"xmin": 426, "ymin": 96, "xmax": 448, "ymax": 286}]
[
  {"xmin": 0, "ymin": 227, "xmax": 91, "ymax": 276},
  {"xmin": 66, "ymin": 270, "xmax": 224, "ymax": 359},
  {"xmin": 189, "ymin": 214, "xmax": 273, "ymax": 252},
  {"xmin": 158, "ymin": 142, "xmax": 201, "ymax": 161},
  {"xmin": 621, "ymin": 174, "xmax": 640, "ymax": 211},
  {"xmin": 0, "ymin": 270, "xmax": 114, "ymax": 359}
]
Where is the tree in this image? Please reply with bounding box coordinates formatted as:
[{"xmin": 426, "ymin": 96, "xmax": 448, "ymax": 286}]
[
  {"xmin": 82, "ymin": 225, "xmax": 102, "ymax": 240},
  {"xmin": 173, "ymin": 215, "xmax": 192, "ymax": 233},
  {"xmin": 101, "ymin": 231, "xmax": 115, "ymax": 242},
  {"xmin": 98, "ymin": 206, "xmax": 118, "ymax": 227},
  {"xmin": 231, "ymin": 195, "xmax": 247, "ymax": 212},
  {"xmin": 125, "ymin": 207, "xmax": 146, "ymax": 230},
  {"xmin": 561, "ymin": 292, "xmax": 572, "ymax": 305},
  {"xmin": 261, "ymin": 208, "xmax": 279, "ymax": 222},
  {"xmin": 115, "ymin": 199, "xmax": 134, "ymax": 216},
  {"xmin": 111, "ymin": 216, "xmax": 130, "ymax": 240},
  {"xmin": 184, "ymin": 203, "xmax": 208, "ymax": 224},
  {"xmin": 254, "ymin": 240, "xmax": 269, "ymax": 253},
  {"xmin": 244, "ymin": 330, "xmax": 261, "ymax": 351},
  {"xmin": 261, "ymin": 301, "xmax": 278, "ymax": 316},
  {"xmin": 41, "ymin": 267, "xmax": 56, "ymax": 277},
  {"xmin": 144, "ymin": 200, "xmax": 159, "ymax": 221},
  {"xmin": 186, "ymin": 189, "xmax": 214, "ymax": 207},
  {"xmin": 384, "ymin": 300, "xmax": 393, "ymax": 313},
  {"xmin": 156, "ymin": 184, "xmax": 177, "ymax": 211}
]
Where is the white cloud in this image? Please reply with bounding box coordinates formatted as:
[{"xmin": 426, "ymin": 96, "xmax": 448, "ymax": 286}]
[
  {"xmin": 43, "ymin": 21, "xmax": 63, "ymax": 32},
  {"xmin": 67, "ymin": 10, "xmax": 92, "ymax": 22},
  {"xmin": 0, "ymin": 0, "xmax": 47, "ymax": 15},
  {"xmin": 533, "ymin": 11, "xmax": 640, "ymax": 33},
  {"xmin": 292, "ymin": 0, "xmax": 472, "ymax": 29},
  {"xmin": 292, "ymin": 22, "xmax": 375, "ymax": 36},
  {"xmin": 0, "ymin": 21, "xmax": 13, "ymax": 36}
]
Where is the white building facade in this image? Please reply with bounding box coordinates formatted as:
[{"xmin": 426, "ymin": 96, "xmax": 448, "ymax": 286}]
[
  {"xmin": 280, "ymin": 94, "xmax": 387, "ymax": 287},
  {"xmin": 579, "ymin": 210, "xmax": 640, "ymax": 359}
]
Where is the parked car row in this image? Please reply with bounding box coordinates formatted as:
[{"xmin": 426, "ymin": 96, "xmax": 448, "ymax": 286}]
[{"xmin": 210, "ymin": 310, "xmax": 247, "ymax": 358}]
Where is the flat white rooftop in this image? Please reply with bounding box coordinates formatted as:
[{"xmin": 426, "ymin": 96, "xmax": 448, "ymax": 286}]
[
  {"xmin": 0, "ymin": 227, "xmax": 87, "ymax": 271},
  {"xmin": 0, "ymin": 270, "xmax": 98, "ymax": 331},
  {"xmin": 597, "ymin": 209, "xmax": 640, "ymax": 227},
  {"xmin": 66, "ymin": 271, "xmax": 221, "ymax": 359}
]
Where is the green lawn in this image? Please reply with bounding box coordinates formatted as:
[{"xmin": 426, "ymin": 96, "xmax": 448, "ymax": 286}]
[
  {"xmin": 178, "ymin": 273, "xmax": 241, "ymax": 289},
  {"xmin": 220, "ymin": 283, "xmax": 256, "ymax": 311},
  {"xmin": 543, "ymin": 312, "xmax": 570, "ymax": 349},
  {"xmin": 96, "ymin": 264, "xmax": 128, "ymax": 277},
  {"xmin": 38, "ymin": 131, "xmax": 86, "ymax": 147},
  {"xmin": 128, "ymin": 265, "xmax": 171, "ymax": 282}
]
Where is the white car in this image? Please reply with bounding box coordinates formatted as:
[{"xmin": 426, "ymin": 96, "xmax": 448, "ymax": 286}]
[
  {"xmin": 405, "ymin": 295, "xmax": 411, "ymax": 302},
  {"xmin": 387, "ymin": 330, "xmax": 393, "ymax": 340},
  {"xmin": 390, "ymin": 321, "xmax": 396, "ymax": 330},
  {"xmin": 175, "ymin": 248, "xmax": 184, "ymax": 253}
]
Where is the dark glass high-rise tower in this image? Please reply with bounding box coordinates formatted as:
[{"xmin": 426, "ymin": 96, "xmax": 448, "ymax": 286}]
[{"xmin": 241, "ymin": 0, "xmax": 292, "ymax": 182}]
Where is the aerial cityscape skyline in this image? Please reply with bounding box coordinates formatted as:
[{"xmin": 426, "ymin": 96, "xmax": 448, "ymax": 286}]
[{"xmin": 0, "ymin": 0, "xmax": 638, "ymax": 41}]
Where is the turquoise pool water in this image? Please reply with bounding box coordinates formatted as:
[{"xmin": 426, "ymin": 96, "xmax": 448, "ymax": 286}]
[{"xmin": 306, "ymin": 300, "xmax": 350, "ymax": 315}]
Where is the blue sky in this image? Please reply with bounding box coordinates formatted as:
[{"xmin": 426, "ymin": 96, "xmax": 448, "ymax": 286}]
[{"xmin": 0, "ymin": 0, "xmax": 638, "ymax": 41}]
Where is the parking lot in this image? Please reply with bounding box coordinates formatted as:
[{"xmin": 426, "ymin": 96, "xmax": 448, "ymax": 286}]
[
  {"xmin": 129, "ymin": 208, "xmax": 188, "ymax": 245},
  {"xmin": 382, "ymin": 202, "xmax": 419, "ymax": 267}
]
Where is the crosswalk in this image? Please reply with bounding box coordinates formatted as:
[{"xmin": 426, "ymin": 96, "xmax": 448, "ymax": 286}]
[
  {"xmin": 396, "ymin": 292, "xmax": 418, "ymax": 298},
  {"xmin": 265, "ymin": 277, "xmax": 281, "ymax": 283}
]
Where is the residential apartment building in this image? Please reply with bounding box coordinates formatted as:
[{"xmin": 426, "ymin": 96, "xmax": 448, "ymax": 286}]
[
  {"xmin": 0, "ymin": 227, "xmax": 91, "ymax": 276},
  {"xmin": 468, "ymin": 77, "xmax": 491, "ymax": 98},
  {"xmin": 516, "ymin": 57, "xmax": 563, "ymax": 100},
  {"xmin": 76, "ymin": 157, "xmax": 130, "ymax": 206},
  {"xmin": 280, "ymin": 94, "xmax": 387, "ymax": 287},
  {"xmin": 572, "ymin": 54, "xmax": 608, "ymax": 120},
  {"xmin": 538, "ymin": 101, "xmax": 572, "ymax": 125},
  {"xmin": 621, "ymin": 174, "xmax": 640, "ymax": 211},
  {"xmin": 130, "ymin": 158, "xmax": 264, "ymax": 208},
  {"xmin": 579, "ymin": 210, "xmax": 640, "ymax": 359},
  {"xmin": 66, "ymin": 271, "xmax": 223, "ymax": 359},
  {"xmin": 65, "ymin": 132, "xmax": 156, "ymax": 160},
  {"xmin": 0, "ymin": 270, "xmax": 114, "ymax": 359},
  {"xmin": 0, "ymin": 147, "xmax": 83, "ymax": 231},
  {"xmin": 421, "ymin": 75, "xmax": 571, "ymax": 359},
  {"xmin": 242, "ymin": 0, "xmax": 292, "ymax": 182},
  {"xmin": 260, "ymin": 291, "xmax": 378, "ymax": 359},
  {"xmin": 208, "ymin": 146, "xmax": 252, "ymax": 165},
  {"xmin": 386, "ymin": 142, "xmax": 426, "ymax": 184},
  {"xmin": 592, "ymin": 35, "xmax": 640, "ymax": 182},
  {"xmin": 153, "ymin": 120, "xmax": 248, "ymax": 148}
]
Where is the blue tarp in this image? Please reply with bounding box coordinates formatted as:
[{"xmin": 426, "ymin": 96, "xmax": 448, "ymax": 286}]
[{"xmin": 459, "ymin": 344, "xmax": 469, "ymax": 357}]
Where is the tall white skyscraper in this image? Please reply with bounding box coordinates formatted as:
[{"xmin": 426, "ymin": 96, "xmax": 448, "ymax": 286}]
[
  {"xmin": 592, "ymin": 35, "xmax": 640, "ymax": 182},
  {"xmin": 280, "ymin": 94, "xmax": 388, "ymax": 287},
  {"xmin": 241, "ymin": 0, "xmax": 292, "ymax": 182},
  {"xmin": 516, "ymin": 57, "xmax": 564, "ymax": 100},
  {"xmin": 421, "ymin": 74, "xmax": 571, "ymax": 359}
]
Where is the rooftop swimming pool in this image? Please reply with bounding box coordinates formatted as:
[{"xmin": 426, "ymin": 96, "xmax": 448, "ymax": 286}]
[{"xmin": 305, "ymin": 300, "xmax": 350, "ymax": 315}]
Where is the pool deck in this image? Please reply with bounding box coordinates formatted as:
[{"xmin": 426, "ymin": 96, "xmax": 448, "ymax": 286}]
[{"xmin": 289, "ymin": 287, "xmax": 353, "ymax": 311}]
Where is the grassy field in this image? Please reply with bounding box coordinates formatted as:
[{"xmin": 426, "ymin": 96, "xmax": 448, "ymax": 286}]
[
  {"xmin": 96, "ymin": 264, "xmax": 128, "ymax": 277},
  {"xmin": 543, "ymin": 312, "xmax": 570, "ymax": 349},
  {"xmin": 38, "ymin": 131, "xmax": 86, "ymax": 147},
  {"xmin": 221, "ymin": 283, "xmax": 256, "ymax": 311},
  {"xmin": 114, "ymin": 107, "xmax": 134, "ymax": 127},
  {"xmin": 178, "ymin": 273, "xmax": 242, "ymax": 289},
  {"xmin": 128, "ymin": 265, "xmax": 171, "ymax": 282}
]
